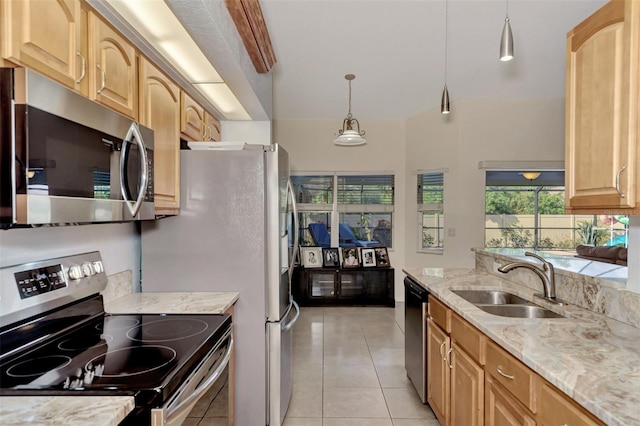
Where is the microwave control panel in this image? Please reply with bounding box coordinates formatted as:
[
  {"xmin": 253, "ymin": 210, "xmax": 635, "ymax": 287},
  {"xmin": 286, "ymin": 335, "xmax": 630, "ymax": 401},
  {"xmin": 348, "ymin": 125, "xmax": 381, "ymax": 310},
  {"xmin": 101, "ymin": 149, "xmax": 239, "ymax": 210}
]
[{"xmin": 14, "ymin": 264, "xmax": 67, "ymax": 299}]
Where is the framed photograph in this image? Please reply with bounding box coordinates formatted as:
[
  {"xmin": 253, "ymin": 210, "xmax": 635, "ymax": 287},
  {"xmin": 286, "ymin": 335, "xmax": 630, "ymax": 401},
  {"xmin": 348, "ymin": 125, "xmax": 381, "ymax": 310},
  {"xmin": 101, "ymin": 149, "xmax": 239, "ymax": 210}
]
[
  {"xmin": 341, "ymin": 247, "xmax": 360, "ymax": 268},
  {"xmin": 361, "ymin": 248, "xmax": 376, "ymax": 267},
  {"xmin": 301, "ymin": 247, "xmax": 322, "ymax": 268},
  {"xmin": 374, "ymin": 247, "xmax": 390, "ymax": 267},
  {"xmin": 322, "ymin": 248, "xmax": 340, "ymax": 268}
]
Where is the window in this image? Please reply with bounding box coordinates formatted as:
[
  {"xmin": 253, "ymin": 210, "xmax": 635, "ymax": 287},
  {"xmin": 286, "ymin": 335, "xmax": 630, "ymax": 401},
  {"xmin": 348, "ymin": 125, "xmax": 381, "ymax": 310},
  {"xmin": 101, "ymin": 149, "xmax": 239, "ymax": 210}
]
[
  {"xmin": 484, "ymin": 171, "xmax": 629, "ymax": 250},
  {"xmin": 417, "ymin": 172, "xmax": 444, "ymax": 251},
  {"xmin": 292, "ymin": 173, "xmax": 394, "ymax": 248}
]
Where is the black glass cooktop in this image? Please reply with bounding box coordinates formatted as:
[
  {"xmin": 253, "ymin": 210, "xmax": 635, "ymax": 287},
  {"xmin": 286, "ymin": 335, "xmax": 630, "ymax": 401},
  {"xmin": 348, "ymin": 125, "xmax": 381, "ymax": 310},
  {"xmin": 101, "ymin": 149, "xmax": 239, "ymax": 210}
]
[{"xmin": 0, "ymin": 312, "xmax": 231, "ymax": 401}]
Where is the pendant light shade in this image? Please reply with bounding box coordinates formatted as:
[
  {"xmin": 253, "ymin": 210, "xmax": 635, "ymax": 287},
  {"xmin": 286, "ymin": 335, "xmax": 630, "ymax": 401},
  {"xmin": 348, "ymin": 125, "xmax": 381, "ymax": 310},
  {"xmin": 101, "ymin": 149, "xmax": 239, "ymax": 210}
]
[
  {"xmin": 441, "ymin": 85, "xmax": 450, "ymax": 114},
  {"xmin": 500, "ymin": 0, "xmax": 514, "ymax": 61},
  {"xmin": 334, "ymin": 74, "xmax": 366, "ymax": 146}
]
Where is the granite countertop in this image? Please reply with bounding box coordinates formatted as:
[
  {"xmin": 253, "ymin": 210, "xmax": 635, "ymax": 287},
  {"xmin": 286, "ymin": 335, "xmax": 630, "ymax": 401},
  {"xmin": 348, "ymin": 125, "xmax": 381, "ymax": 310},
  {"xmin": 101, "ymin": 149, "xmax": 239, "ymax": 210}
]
[
  {"xmin": 104, "ymin": 291, "xmax": 240, "ymax": 314},
  {"xmin": 403, "ymin": 267, "xmax": 640, "ymax": 426},
  {"xmin": 0, "ymin": 292, "xmax": 239, "ymax": 426}
]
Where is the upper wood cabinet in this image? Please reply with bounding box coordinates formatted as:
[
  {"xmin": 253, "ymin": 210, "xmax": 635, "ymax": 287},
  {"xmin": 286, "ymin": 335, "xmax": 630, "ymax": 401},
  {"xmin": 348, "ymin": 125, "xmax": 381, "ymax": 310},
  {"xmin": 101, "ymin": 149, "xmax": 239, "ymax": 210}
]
[
  {"xmin": 205, "ymin": 111, "xmax": 222, "ymax": 142},
  {"xmin": 565, "ymin": 0, "xmax": 639, "ymax": 213},
  {"xmin": 1, "ymin": 0, "xmax": 84, "ymax": 90},
  {"xmin": 139, "ymin": 57, "xmax": 181, "ymax": 216},
  {"xmin": 88, "ymin": 11, "xmax": 137, "ymax": 120},
  {"xmin": 180, "ymin": 92, "xmax": 206, "ymax": 141}
]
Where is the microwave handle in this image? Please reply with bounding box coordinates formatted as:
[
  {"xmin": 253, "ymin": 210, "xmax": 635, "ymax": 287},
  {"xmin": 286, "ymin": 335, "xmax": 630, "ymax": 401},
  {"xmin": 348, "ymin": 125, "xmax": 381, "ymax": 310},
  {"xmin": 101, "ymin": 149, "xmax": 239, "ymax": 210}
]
[{"xmin": 120, "ymin": 122, "xmax": 149, "ymax": 217}]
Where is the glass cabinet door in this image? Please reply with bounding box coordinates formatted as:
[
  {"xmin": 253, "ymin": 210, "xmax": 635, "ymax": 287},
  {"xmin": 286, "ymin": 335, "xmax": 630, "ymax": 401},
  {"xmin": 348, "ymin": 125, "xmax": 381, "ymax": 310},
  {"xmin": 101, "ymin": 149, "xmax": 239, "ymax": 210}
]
[
  {"xmin": 338, "ymin": 271, "xmax": 365, "ymax": 299},
  {"xmin": 310, "ymin": 271, "xmax": 336, "ymax": 298}
]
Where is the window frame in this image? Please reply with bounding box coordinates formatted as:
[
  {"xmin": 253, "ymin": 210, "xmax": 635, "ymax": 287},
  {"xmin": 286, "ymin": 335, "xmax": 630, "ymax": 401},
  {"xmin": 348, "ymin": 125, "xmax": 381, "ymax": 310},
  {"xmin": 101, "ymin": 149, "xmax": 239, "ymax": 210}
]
[{"xmin": 417, "ymin": 169, "xmax": 446, "ymax": 254}]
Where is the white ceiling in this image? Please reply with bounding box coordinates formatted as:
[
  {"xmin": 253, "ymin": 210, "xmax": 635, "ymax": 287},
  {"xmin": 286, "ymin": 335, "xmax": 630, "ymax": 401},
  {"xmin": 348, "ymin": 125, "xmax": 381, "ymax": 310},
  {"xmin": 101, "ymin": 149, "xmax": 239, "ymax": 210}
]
[{"xmin": 260, "ymin": 0, "xmax": 607, "ymax": 121}]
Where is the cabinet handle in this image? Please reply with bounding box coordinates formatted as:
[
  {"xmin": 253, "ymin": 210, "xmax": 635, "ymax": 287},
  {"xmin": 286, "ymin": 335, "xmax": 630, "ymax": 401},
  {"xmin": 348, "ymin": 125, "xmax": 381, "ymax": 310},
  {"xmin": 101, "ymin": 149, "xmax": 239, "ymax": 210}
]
[
  {"xmin": 445, "ymin": 347, "xmax": 453, "ymax": 369},
  {"xmin": 439, "ymin": 341, "xmax": 446, "ymax": 359},
  {"xmin": 496, "ymin": 365, "xmax": 515, "ymax": 380},
  {"xmin": 97, "ymin": 64, "xmax": 106, "ymax": 94},
  {"xmin": 615, "ymin": 165, "xmax": 627, "ymax": 198},
  {"xmin": 75, "ymin": 50, "xmax": 86, "ymax": 84}
]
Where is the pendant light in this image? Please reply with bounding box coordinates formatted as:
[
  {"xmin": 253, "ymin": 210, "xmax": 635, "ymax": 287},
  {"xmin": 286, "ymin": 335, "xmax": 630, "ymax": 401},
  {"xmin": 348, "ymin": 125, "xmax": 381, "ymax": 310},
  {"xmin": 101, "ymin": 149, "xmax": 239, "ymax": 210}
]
[
  {"xmin": 500, "ymin": 0, "xmax": 514, "ymax": 61},
  {"xmin": 334, "ymin": 74, "xmax": 366, "ymax": 146},
  {"xmin": 441, "ymin": 0, "xmax": 450, "ymax": 114}
]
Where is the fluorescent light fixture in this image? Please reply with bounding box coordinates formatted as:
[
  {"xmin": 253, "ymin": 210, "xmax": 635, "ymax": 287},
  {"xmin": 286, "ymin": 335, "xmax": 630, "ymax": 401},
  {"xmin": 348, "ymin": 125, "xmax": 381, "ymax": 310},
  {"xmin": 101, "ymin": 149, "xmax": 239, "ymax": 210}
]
[
  {"xmin": 105, "ymin": 0, "xmax": 250, "ymax": 120},
  {"xmin": 192, "ymin": 84, "xmax": 251, "ymax": 120}
]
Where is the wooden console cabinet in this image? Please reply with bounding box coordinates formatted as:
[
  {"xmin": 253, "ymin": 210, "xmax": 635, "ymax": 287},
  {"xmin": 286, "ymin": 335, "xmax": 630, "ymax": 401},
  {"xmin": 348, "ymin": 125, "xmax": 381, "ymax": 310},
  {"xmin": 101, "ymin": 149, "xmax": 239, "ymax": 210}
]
[{"xmin": 293, "ymin": 267, "xmax": 394, "ymax": 307}]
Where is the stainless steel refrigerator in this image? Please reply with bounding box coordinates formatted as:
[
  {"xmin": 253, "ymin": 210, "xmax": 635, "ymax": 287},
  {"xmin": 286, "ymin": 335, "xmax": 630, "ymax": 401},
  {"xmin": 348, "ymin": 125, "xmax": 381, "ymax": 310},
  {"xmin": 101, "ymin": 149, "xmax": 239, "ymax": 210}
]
[{"xmin": 140, "ymin": 144, "xmax": 299, "ymax": 426}]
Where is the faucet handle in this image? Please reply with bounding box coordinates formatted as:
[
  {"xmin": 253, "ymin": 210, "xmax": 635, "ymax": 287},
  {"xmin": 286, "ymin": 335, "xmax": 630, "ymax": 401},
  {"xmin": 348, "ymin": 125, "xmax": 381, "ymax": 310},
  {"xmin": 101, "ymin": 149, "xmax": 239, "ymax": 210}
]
[{"xmin": 524, "ymin": 251, "xmax": 554, "ymax": 273}]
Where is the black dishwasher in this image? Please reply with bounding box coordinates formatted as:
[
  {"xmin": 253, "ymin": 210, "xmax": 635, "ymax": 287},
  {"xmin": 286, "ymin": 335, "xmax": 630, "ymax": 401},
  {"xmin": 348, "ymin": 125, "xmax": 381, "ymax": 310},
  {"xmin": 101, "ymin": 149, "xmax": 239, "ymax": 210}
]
[{"xmin": 404, "ymin": 276, "xmax": 429, "ymax": 403}]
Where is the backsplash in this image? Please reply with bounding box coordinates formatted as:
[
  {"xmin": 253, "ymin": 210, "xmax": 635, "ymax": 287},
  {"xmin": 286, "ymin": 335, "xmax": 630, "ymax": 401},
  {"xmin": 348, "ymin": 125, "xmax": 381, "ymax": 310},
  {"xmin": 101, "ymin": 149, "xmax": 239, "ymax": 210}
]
[
  {"xmin": 475, "ymin": 249, "xmax": 640, "ymax": 328},
  {"xmin": 101, "ymin": 270, "xmax": 134, "ymax": 304}
]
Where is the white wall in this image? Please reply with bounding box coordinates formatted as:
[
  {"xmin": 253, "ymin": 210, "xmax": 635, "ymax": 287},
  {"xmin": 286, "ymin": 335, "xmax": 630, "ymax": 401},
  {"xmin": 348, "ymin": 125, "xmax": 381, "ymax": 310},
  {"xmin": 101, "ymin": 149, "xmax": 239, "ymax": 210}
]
[
  {"xmin": 404, "ymin": 98, "xmax": 566, "ymax": 269},
  {"xmin": 273, "ymin": 119, "xmax": 407, "ymax": 299},
  {"xmin": 222, "ymin": 120, "xmax": 272, "ymax": 145},
  {"xmin": 0, "ymin": 223, "xmax": 140, "ymax": 289}
]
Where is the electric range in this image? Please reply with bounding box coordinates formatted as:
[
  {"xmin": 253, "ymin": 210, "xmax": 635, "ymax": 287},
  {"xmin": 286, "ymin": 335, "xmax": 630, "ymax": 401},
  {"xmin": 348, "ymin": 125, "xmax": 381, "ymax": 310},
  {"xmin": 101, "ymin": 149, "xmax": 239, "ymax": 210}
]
[{"xmin": 0, "ymin": 252, "xmax": 232, "ymax": 425}]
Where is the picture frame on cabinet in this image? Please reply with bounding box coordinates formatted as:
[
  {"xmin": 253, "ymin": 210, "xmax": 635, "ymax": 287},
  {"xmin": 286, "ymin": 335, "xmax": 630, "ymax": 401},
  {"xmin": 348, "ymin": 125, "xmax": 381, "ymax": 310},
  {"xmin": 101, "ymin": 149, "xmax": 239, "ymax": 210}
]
[
  {"xmin": 341, "ymin": 247, "xmax": 360, "ymax": 268},
  {"xmin": 322, "ymin": 248, "xmax": 340, "ymax": 268},
  {"xmin": 361, "ymin": 248, "xmax": 376, "ymax": 267},
  {"xmin": 374, "ymin": 247, "xmax": 390, "ymax": 267},
  {"xmin": 301, "ymin": 247, "xmax": 322, "ymax": 268}
]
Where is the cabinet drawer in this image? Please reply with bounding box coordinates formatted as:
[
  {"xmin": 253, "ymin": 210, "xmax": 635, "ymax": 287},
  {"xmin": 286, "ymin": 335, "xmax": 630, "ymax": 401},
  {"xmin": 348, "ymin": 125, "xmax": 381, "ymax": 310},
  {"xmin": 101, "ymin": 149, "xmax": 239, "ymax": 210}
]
[
  {"xmin": 451, "ymin": 312, "xmax": 485, "ymax": 365},
  {"xmin": 538, "ymin": 380, "xmax": 604, "ymax": 426},
  {"xmin": 485, "ymin": 340, "xmax": 537, "ymax": 412},
  {"xmin": 429, "ymin": 295, "xmax": 451, "ymax": 333}
]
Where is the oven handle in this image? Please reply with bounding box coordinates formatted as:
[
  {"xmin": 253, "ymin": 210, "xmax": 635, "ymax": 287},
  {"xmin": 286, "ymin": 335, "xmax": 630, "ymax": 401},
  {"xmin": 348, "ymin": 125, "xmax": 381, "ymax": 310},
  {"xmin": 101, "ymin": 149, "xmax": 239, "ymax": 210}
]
[
  {"xmin": 152, "ymin": 331, "xmax": 233, "ymax": 426},
  {"xmin": 119, "ymin": 122, "xmax": 149, "ymax": 217}
]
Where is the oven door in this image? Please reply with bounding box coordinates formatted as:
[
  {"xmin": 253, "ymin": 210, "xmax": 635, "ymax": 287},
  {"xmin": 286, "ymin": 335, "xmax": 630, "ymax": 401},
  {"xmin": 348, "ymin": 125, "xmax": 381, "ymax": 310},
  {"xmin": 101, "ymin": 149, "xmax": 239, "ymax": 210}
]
[{"xmin": 151, "ymin": 328, "xmax": 233, "ymax": 426}]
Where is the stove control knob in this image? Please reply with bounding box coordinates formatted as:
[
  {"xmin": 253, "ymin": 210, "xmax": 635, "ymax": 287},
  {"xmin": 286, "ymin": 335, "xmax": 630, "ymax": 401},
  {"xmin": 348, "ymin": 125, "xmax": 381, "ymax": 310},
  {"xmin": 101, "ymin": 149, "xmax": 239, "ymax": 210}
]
[
  {"xmin": 82, "ymin": 262, "xmax": 95, "ymax": 277},
  {"xmin": 92, "ymin": 261, "xmax": 104, "ymax": 274},
  {"xmin": 68, "ymin": 265, "xmax": 84, "ymax": 280}
]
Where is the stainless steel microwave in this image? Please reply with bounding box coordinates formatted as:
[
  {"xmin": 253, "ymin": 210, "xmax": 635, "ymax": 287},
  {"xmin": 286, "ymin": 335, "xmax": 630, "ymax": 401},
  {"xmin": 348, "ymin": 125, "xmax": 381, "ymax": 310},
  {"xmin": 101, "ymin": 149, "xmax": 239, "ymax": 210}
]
[{"xmin": 0, "ymin": 68, "xmax": 154, "ymax": 229}]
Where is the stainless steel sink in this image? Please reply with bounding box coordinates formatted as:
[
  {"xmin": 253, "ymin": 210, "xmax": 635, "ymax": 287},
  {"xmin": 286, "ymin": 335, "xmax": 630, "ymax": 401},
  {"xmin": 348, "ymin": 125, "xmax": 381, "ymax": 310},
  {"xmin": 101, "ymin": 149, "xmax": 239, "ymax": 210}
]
[
  {"xmin": 452, "ymin": 290, "xmax": 529, "ymax": 305},
  {"xmin": 477, "ymin": 305, "xmax": 564, "ymax": 319},
  {"xmin": 451, "ymin": 290, "xmax": 565, "ymax": 319}
]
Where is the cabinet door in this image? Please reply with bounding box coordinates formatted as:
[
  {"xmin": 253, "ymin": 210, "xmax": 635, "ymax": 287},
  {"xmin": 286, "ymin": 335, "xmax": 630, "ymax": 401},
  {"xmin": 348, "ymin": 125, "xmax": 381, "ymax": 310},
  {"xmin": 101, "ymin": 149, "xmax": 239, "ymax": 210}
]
[
  {"xmin": 2, "ymin": 0, "xmax": 83, "ymax": 90},
  {"xmin": 565, "ymin": 0, "xmax": 637, "ymax": 211},
  {"xmin": 308, "ymin": 270, "xmax": 338, "ymax": 300},
  {"xmin": 537, "ymin": 380, "xmax": 604, "ymax": 426},
  {"xmin": 485, "ymin": 375, "xmax": 536, "ymax": 426},
  {"xmin": 181, "ymin": 92, "xmax": 206, "ymax": 141},
  {"xmin": 427, "ymin": 318, "xmax": 450, "ymax": 426},
  {"xmin": 88, "ymin": 12, "xmax": 137, "ymax": 119},
  {"xmin": 139, "ymin": 57, "xmax": 180, "ymax": 215},
  {"xmin": 204, "ymin": 111, "xmax": 222, "ymax": 142},
  {"xmin": 451, "ymin": 343, "xmax": 484, "ymax": 426}
]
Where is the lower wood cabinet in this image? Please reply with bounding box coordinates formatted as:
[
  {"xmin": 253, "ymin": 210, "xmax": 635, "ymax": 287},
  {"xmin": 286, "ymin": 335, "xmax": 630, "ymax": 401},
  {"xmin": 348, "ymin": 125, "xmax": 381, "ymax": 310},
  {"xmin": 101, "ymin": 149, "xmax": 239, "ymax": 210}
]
[
  {"xmin": 425, "ymin": 295, "xmax": 605, "ymax": 426},
  {"xmin": 292, "ymin": 267, "xmax": 394, "ymax": 306}
]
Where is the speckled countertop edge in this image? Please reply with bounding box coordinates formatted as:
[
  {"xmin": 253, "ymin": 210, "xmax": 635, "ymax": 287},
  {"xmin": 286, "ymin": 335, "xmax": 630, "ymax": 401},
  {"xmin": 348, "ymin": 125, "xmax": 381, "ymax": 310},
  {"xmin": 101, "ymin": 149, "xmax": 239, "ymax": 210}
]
[
  {"xmin": 403, "ymin": 267, "xmax": 640, "ymax": 426},
  {"xmin": 104, "ymin": 291, "xmax": 240, "ymax": 314}
]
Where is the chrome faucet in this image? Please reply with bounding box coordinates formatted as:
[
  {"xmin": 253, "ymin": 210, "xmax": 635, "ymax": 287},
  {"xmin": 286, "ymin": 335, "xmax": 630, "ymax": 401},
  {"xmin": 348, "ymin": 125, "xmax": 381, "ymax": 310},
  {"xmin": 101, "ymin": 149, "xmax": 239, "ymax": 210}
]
[{"xmin": 498, "ymin": 252, "xmax": 562, "ymax": 304}]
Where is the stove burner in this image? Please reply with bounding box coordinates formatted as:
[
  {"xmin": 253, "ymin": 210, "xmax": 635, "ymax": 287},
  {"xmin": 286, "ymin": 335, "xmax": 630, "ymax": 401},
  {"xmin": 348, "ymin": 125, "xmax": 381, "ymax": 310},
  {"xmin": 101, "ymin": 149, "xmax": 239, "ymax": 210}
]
[
  {"xmin": 86, "ymin": 345, "xmax": 176, "ymax": 377},
  {"xmin": 96, "ymin": 317, "xmax": 140, "ymax": 332},
  {"xmin": 6, "ymin": 355, "xmax": 72, "ymax": 378},
  {"xmin": 126, "ymin": 319, "xmax": 209, "ymax": 342},
  {"xmin": 58, "ymin": 334, "xmax": 112, "ymax": 351}
]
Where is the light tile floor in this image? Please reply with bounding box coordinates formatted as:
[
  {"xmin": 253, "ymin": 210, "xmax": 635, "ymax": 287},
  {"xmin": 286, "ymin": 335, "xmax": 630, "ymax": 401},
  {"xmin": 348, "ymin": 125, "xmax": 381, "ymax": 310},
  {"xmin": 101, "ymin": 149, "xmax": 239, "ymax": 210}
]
[{"xmin": 284, "ymin": 304, "xmax": 440, "ymax": 426}]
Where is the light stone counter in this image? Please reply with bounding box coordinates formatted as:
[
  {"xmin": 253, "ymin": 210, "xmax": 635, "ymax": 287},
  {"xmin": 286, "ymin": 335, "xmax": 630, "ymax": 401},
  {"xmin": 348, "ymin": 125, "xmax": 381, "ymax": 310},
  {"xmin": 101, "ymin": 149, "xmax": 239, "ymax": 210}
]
[
  {"xmin": 403, "ymin": 267, "xmax": 640, "ymax": 426},
  {"xmin": 104, "ymin": 291, "xmax": 239, "ymax": 314},
  {"xmin": 0, "ymin": 396, "xmax": 134, "ymax": 426},
  {"xmin": 0, "ymin": 292, "xmax": 239, "ymax": 426}
]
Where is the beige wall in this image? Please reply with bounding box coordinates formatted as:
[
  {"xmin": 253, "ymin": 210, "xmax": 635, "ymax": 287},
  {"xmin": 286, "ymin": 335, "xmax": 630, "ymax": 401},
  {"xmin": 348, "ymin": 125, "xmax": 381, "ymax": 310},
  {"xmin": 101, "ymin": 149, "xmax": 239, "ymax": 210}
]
[
  {"xmin": 273, "ymin": 119, "xmax": 407, "ymax": 298},
  {"xmin": 404, "ymin": 98, "xmax": 566, "ymax": 270}
]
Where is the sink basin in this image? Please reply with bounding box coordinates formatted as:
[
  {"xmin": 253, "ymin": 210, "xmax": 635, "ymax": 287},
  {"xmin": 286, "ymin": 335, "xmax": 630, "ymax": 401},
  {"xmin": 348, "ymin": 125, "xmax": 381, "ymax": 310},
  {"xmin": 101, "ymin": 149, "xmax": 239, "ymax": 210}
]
[
  {"xmin": 452, "ymin": 290, "xmax": 529, "ymax": 305},
  {"xmin": 478, "ymin": 305, "xmax": 564, "ymax": 319}
]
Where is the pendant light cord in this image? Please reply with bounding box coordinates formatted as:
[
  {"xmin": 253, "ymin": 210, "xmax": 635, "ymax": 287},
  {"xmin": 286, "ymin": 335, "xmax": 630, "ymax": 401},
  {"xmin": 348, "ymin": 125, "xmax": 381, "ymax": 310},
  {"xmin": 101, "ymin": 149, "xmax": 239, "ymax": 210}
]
[
  {"xmin": 347, "ymin": 79, "xmax": 352, "ymax": 119},
  {"xmin": 444, "ymin": 0, "xmax": 448, "ymax": 85},
  {"xmin": 506, "ymin": 0, "xmax": 509, "ymax": 19}
]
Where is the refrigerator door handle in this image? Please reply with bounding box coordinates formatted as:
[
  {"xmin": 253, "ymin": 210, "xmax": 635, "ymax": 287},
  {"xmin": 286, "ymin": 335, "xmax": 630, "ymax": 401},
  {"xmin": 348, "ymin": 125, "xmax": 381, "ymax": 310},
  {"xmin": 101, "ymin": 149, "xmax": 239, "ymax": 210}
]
[
  {"xmin": 282, "ymin": 300, "xmax": 300, "ymax": 332},
  {"xmin": 287, "ymin": 179, "xmax": 300, "ymax": 285}
]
